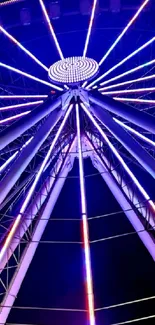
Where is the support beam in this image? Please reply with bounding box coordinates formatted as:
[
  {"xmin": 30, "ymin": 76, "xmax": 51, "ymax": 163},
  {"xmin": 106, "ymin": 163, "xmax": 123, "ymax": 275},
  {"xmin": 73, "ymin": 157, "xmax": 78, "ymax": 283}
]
[
  {"xmin": 89, "ymin": 142, "xmax": 155, "ymax": 261},
  {"xmin": 91, "ymin": 104, "xmax": 155, "ymax": 179},
  {"xmin": 0, "ymin": 107, "xmax": 63, "ymax": 206},
  {"xmin": 89, "ymin": 92, "xmax": 155, "ymax": 135},
  {"xmin": 0, "ymin": 153, "xmax": 74, "ymax": 324},
  {"xmin": 0, "ymin": 96, "xmax": 62, "ymax": 150}
]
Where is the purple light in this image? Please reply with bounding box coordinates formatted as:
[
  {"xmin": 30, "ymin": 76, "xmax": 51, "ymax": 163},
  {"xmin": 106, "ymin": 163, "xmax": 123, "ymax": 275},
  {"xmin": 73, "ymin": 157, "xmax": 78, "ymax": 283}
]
[
  {"xmin": 0, "ymin": 95, "xmax": 48, "ymax": 99},
  {"xmin": 0, "ymin": 100, "xmax": 44, "ymax": 111},
  {"xmin": 0, "ymin": 25, "xmax": 49, "ymax": 71},
  {"xmin": 39, "ymin": 0, "xmax": 64, "ymax": 60},
  {"xmin": 83, "ymin": 0, "xmax": 98, "ymax": 57},
  {"xmin": 99, "ymin": 0, "xmax": 149, "ymax": 66},
  {"xmin": 0, "ymin": 62, "xmax": 63, "ymax": 91},
  {"xmin": 0, "ymin": 104, "xmax": 73, "ymax": 262},
  {"xmin": 75, "ymin": 103, "xmax": 95, "ymax": 325},
  {"xmin": 114, "ymin": 97, "xmax": 155, "ymax": 104},
  {"xmin": 99, "ymin": 59, "xmax": 155, "ymax": 87},
  {"xmin": 0, "ymin": 111, "xmax": 30, "ymax": 124},
  {"xmin": 87, "ymin": 36, "xmax": 155, "ymax": 89},
  {"xmin": 81, "ymin": 102, "xmax": 155, "ymax": 213},
  {"xmin": 101, "ymin": 87, "xmax": 155, "ymax": 95},
  {"xmin": 99, "ymin": 74, "xmax": 155, "ymax": 91}
]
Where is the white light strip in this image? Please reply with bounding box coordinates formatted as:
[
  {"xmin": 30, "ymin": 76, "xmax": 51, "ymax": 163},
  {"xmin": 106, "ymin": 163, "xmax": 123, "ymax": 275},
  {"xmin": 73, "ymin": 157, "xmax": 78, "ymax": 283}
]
[
  {"xmin": 0, "ymin": 111, "xmax": 30, "ymax": 124},
  {"xmin": 0, "ymin": 95, "xmax": 48, "ymax": 99},
  {"xmin": 39, "ymin": 0, "xmax": 64, "ymax": 60},
  {"xmin": 99, "ymin": 0, "xmax": 149, "ymax": 66},
  {"xmin": 87, "ymin": 36, "xmax": 155, "ymax": 89},
  {"xmin": 99, "ymin": 74, "xmax": 155, "ymax": 91},
  {"xmin": 81, "ymin": 102, "xmax": 155, "ymax": 213},
  {"xmin": 0, "ymin": 25, "xmax": 49, "ymax": 71},
  {"xmin": 100, "ymin": 59, "xmax": 155, "ymax": 87},
  {"xmin": 83, "ymin": 0, "xmax": 98, "ymax": 58},
  {"xmin": 0, "ymin": 62, "xmax": 63, "ymax": 91},
  {"xmin": 0, "ymin": 100, "xmax": 43, "ymax": 111},
  {"xmin": 0, "ymin": 104, "xmax": 73, "ymax": 262},
  {"xmin": 114, "ymin": 97, "xmax": 155, "ymax": 104},
  {"xmin": 101, "ymin": 87, "xmax": 155, "ymax": 95}
]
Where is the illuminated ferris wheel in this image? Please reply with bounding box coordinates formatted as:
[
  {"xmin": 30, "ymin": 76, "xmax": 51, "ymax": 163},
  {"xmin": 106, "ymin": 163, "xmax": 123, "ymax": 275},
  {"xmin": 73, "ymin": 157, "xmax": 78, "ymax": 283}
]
[{"xmin": 0, "ymin": 0, "xmax": 155, "ymax": 324}]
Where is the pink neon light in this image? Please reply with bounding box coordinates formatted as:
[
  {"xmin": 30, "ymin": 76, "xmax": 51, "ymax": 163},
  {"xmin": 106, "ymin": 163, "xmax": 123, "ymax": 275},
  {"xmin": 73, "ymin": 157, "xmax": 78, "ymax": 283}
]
[
  {"xmin": 0, "ymin": 26, "xmax": 48, "ymax": 71},
  {"xmin": 76, "ymin": 103, "xmax": 95, "ymax": 325},
  {"xmin": 99, "ymin": 74, "xmax": 155, "ymax": 91},
  {"xmin": 81, "ymin": 102, "xmax": 155, "ymax": 213},
  {"xmin": 101, "ymin": 87, "xmax": 155, "ymax": 95},
  {"xmin": 0, "ymin": 111, "xmax": 30, "ymax": 124},
  {"xmin": 0, "ymin": 104, "xmax": 73, "ymax": 262},
  {"xmin": 87, "ymin": 36, "xmax": 155, "ymax": 89},
  {"xmin": 0, "ymin": 62, "xmax": 63, "ymax": 91},
  {"xmin": 114, "ymin": 97, "xmax": 155, "ymax": 104},
  {"xmin": 83, "ymin": 0, "xmax": 98, "ymax": 57},
  {"xmin": 99, "ymin": 0, "xmax": 149, "ymax": 66},
  {"xmin": 0, "ymin": 100, "xmax": 43, "ymax": 111},
  {"xmin": 99, "ymin": 59, "xmax": 155, "ymax": 87},
  {"xmin": 39, "ymin": 0, "xmax": 64, "ymax": 60},
  {"xmin": 0, "ymin": 95, "xmax": 48, "ymax": 99}
]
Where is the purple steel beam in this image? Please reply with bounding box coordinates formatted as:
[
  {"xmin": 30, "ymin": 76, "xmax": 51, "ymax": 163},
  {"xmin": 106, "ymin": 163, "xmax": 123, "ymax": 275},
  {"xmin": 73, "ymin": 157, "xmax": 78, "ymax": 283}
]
[
  {"xmin": 0, "ymin": 96, "xmax": 62, "ymax": 150},
  {"xmin": 88, "ymin": 138, "xmax": 155, "ymax": 260},
  {"xmin": 99, "ymin": 0, "xmax": 149, "ymax": 66},
  {"xmin": 89, "ymin": 92, "xmax": 155, "ymax": 135},
  {"xmin": 81, "ymin": 102, "xmax": 155, "ymax": 224},
  {"xmin": 83, "ymin": 0, "xmax": 98, "ymax": 57},
  {"xmin": 90, "ymin": 104, "xmax": 155, "ymax": 179},
  {"xmin": 0, "ymin": 107, "xmax": 63, "ymax": 206},
  {"xmin": 0, "ymin": 104, "xmax": 73, "ymax": 263},
  {"xmin": 76, "ymin": 103, "xmax": 95, "ymax": 325},
  {"xmin": 0, "ymin": 151, "xmax": 74, "ymax": 324}
]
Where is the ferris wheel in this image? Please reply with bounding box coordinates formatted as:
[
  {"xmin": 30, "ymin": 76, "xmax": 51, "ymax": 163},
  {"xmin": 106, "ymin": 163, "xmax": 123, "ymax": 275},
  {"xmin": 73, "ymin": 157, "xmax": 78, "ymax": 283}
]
[{"xmin": 0, "ymin": 0, "xmax": 155, "ymax": 324}]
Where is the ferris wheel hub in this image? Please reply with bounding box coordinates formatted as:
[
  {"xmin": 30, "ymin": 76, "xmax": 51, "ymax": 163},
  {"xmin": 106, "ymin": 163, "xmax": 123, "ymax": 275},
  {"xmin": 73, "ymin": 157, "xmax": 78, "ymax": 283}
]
[{"xmin": 48, "ymin": 56, "xmax": 99, "ymax": 86}]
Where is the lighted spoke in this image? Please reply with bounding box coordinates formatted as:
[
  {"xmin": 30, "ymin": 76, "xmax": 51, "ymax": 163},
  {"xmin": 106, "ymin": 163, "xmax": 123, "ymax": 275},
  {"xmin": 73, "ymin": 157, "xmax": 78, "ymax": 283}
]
[
  {"xmin": 0, "ymin": 62, "xmax": 63, "ymax": 91},
  {"xmin": 0, "ymin": 95, "xmax": 48, "ymax": 99},
  {"xmin": 39, "ymin": 0, "xmax": 64, "ymax": 59},
  {"xmin": 99, "ymin": 74, "xmax": 155, "ymax": 91},
  {"xmin": 113, "ymin": 97, "xmax": 155, "ymax": 105},
  {"xmin": 87, "ymin": 37, "xmax": 155, "ymax": 89},
  {"xmin": 0, "ymin": 100, "xmax": 44, "ymax": 111},
  {"xmin": 101, "ymin": 87, "xmax": 155, "ymax": 96},
  {"xmin": 0, "ymin": 25, "xmax": 49, "ymax": 71},
  {"xmin": 83, "ymin": 0, "xmax": 98, "ymax": 57},
  {"xmin": 99, "ymin": 0, "xmax": 149, "ymax": 66},
  {"xmin": 0, "ymin": 111, "xmax": 31, "ymax": 125}
]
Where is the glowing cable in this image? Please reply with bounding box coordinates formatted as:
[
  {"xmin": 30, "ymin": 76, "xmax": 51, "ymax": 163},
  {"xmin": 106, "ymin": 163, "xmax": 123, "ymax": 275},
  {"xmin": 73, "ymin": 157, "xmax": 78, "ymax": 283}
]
[
  {"xmin": 101, "ymin": 87, "xmax": 155, "ymax": 95},
  {"xmin": 100, "ymin": 59, "xmax": 155, "ymax": 87},
  {"xmin": 39, "ymin": 0, "xmax": 64, "ymax": 60},
  {"xmin": 0, "ymin": 111, "xmax": 30, "ymax": 124},
  {"xmin": 110, "ymin": 314, "xmax": 155, "ymax": 325},
  {"xmin": 0, "ymin": 104, "xmax": 73, "ymax": 262},
  {"xmin": 0, "ymin": 95, "xmax": 48, "ymax": 99},
  {"xmin": 99, "ymin": 74, "xmax": 155, "ymax": 91},
  {"xmin": 0, "ymin": 25, "xmax": 49, "ymax": 71},
  {"xmin": 0, "ymin": 62, "xmax": 63, "ymax": 91},
  {"xmin": 99, "ymin": 0, "xmax": 149, "ymax": 66},
  {"xmin": 81, "ymin": 102, "xmax": 155, "ymax": 213},
  {"xmin": 113, "ymin": 97, "xmax": 155, "ymax": 104},
  {"xmin": 87, "ymin": 36, "xmax": 155, "ymax": 89},
  {"xmin": 0, "ymin": 100, "xmax": 43, "ymax": 111},
  {"xmin": 76, "ymin": 103, "xmax": 95, "ymax": 325},
  {"xmin": 83, "ymin": 0, "xmax": 98, "ymax": 57}
]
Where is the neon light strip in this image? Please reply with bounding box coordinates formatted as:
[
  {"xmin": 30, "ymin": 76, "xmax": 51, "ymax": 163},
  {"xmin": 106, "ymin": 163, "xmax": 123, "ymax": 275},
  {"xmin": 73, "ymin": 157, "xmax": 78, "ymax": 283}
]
[
  {"xmin": 75, "ymin": 103, "xmax": 95, "ymax": 325},
  {"xmin": 101, "ymin": 87, "xmax": 155, "ymax": 95},
  {"xmin": 0, "ymin": 0, "xmax": 24, "ymax": 6},
  {"xmin": 39, "ymin": 0, "xmax": 64, "ymax": 60},
  {"xmin": 83, "ymin": 0, "xmax": 98, "ymax": 57},
  {"xmin": 81, "ymin": 102, "xmax": 155, "ymax": 213},
  {"xmin": 113, "ymin": 97, "xmax": 155, "ymax": 104},
  {"xmin": 0, "ymin": 95, "xmax": 48, "ymax": 99},
  {"xmin": 0, "ymin": 26, "xmax": 48, "ymax": 71},
  {"xmin": 0, "ymin": 111, "xmax": 30, "ymax": 124},
  {"xmin": 87, "ymin": 37, "xmax": 155, "ymax": 89},
  {"xmin": 0, "ymin": 104, "xmax": 73, "ymax": 262},
  {"xmin": 99, "ymin": 0, "xmax": 149, "ymax": 66},
  {"xmin": 0, "ymin": 62, "xmax": 63, "ymax": 91},
  {"xmin": 100, "ymin": 59, "xmax": 155, "ymax": 87},
  {"xmin": 99, "ymin": 74, "xmax": 155, "ymax": 91},
  {"xmin": 0, "ymin": 100, "xmax": 43, "ymax": 111},
  {"xmin": 0, "ymin": 137, "xmax": 33, "ymax": 173},
  {"xmin": 114, "ymin": 118, "xmax": 155, "ymax": 147}
]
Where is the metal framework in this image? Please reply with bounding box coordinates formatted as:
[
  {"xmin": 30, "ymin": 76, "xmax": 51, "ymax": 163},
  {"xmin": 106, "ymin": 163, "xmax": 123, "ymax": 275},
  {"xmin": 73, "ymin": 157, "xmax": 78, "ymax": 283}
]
[{"xmin": 0, "ymin": 0, "xmax": 155, "ymax": 324}]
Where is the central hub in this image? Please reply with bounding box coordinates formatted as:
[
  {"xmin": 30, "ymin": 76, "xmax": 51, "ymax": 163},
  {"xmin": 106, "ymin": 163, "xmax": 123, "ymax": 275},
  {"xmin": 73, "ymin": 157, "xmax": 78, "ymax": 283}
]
[{"xmin": 48, "ymin": 56, "xmax": 99, "ymax": 86}]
